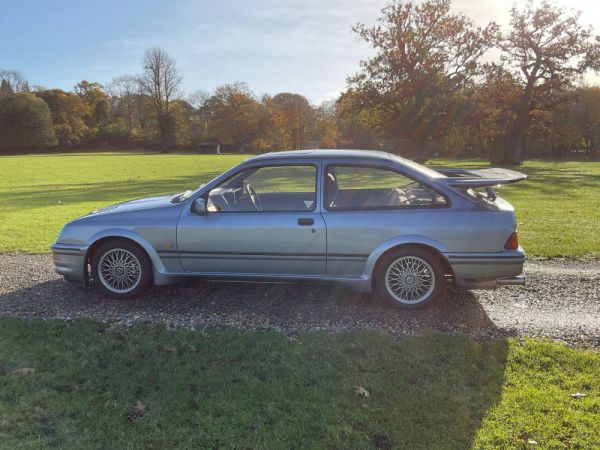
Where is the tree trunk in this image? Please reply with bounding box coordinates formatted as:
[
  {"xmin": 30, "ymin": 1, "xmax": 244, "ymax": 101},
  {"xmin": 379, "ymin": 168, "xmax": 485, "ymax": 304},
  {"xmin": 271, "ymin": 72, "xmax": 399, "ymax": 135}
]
[
  {"xmin": 507, "ymin": 71, "xmax": 538, "ymax": 164},
  {"xmin": 512, "ymin": 132, "xmax": 526, "ymax": 164}
]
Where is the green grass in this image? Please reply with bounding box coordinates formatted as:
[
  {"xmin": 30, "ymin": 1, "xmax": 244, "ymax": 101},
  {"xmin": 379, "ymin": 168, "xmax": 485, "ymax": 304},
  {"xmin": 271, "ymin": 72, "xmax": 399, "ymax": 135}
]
[
  {"xmin": 0, "ymin": 152, "xmax": 598, "ymax": 256},
  {"xmin": 0, "ymin": 152, "xmax": 247, "ymax": 253},
  {"xmin": 0, "ymin": 317, "xmax": 598, "ymax": 449}
]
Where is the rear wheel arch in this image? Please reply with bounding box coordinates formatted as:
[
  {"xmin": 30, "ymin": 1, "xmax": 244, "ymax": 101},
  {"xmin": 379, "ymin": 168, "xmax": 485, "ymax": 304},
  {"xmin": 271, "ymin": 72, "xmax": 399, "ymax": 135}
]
[
  {"xmin": 372, "ymin": 244, "xmax": 449, "ymax": 309},
  {"xmin": 371, "ymin": 243, "xmax": 453, "ymax": 288}
]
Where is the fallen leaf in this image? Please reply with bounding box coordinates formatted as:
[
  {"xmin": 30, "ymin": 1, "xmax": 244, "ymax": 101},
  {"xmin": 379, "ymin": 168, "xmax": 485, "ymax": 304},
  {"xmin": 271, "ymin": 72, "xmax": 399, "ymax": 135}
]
[
  {"xmin": 518, "ymin": 432, "xmax": 539, "ymax": 446},
  {"xmin": 571, "ymin": 392, "xmax": 587, "ymax": 399},
  {"xmin": 10, "ymin": 368, "xmax": 36, "ymax": 375},
  {"xmin": 354, "ymin": 386, "xmax": 370, "ymax": 398},
  {"xmin": 128, "ymin": 400, "xmax": 149, "ymax": 419}
]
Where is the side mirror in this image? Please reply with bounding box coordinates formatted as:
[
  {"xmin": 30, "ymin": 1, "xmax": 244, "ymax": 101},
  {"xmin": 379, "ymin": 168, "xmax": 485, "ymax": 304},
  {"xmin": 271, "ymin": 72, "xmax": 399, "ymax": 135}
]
[{"xmin": 193, "ymin": 198, "xmax": 207, "ymax": 215}]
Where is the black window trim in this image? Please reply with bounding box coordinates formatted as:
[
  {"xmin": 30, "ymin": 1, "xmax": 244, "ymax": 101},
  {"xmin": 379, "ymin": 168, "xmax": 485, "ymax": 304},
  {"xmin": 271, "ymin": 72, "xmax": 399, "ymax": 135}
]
[
  {"xmin": 322, "ymin": 162, "xmax": 451, "ymax": 212},
  {"xmin": 197, "ymin": 162, "xmax": 320, "ymax": 214}
]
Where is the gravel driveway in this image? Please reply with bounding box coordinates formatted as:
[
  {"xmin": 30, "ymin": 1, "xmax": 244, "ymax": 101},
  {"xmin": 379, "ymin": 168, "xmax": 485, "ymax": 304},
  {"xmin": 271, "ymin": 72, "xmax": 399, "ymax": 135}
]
[{"xmin": 0, "ymin": 254, "xmax": 598, "ymax": 348}]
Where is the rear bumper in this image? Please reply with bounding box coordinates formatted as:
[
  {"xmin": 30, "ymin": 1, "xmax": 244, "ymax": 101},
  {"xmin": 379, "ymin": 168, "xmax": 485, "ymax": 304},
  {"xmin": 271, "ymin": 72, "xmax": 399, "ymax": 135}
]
[
  {"xmin": 51, "ymin": 243, "xmax": 88, "ymax": 283},
  {"xmin": 446, "ymin": 249, "xmax": 525, "ymax": 289}
]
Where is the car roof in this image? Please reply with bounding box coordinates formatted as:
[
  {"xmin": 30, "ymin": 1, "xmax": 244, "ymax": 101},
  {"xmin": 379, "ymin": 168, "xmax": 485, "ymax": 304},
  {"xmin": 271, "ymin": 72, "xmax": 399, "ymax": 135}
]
[{"xmin": 247, "ymin": 149, "xmax": 393, "ymax": 162}]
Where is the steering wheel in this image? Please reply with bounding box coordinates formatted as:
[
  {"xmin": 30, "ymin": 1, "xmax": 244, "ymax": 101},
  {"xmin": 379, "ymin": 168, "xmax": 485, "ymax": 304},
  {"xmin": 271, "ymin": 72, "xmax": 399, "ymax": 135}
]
[{"xmin": 246, "ymin": 183, "xmax": 263, "ymax": 211}]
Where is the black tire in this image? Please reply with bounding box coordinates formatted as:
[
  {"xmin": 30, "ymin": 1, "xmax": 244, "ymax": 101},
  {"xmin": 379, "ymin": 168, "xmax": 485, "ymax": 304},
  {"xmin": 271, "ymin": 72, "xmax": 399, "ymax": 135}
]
[
  {"xmin": 90, "ymin": 239, "xmax": 152, "ymax": 300},
  {"xmin": 375, "ymin": 247, "xmax": 445, "ymax": 310}
]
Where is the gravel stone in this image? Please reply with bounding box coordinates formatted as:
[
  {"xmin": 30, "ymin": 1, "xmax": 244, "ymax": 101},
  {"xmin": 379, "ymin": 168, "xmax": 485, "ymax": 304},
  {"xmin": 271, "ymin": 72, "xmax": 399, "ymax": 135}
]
[{"xmin": 0, "ymin": 254, "xmax": 598, "ymax": 348}]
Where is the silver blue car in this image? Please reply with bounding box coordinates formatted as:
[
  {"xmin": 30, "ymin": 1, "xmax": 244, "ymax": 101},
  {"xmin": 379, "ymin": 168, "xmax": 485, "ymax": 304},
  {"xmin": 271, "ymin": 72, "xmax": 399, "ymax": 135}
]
[{"xmin": 51, "ymin": 150, "xmax": 526, "ymax": 309}]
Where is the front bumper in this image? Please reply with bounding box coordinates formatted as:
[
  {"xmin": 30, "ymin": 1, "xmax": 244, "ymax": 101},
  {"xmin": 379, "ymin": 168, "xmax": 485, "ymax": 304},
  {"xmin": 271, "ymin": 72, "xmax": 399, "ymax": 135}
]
[{"xmin": 51, "ymin": 243, "xmax": 89, "ymax": 283}]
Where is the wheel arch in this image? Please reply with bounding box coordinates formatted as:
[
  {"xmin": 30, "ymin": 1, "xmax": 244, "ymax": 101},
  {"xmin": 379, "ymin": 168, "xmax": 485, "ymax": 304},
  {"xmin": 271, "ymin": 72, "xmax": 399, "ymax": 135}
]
[
  {"xmin": 84, "ymin": 229, "xmax": 166, "ymax": 284},
  {"xmin": 362, "ymin": 236, "xmax": 454, "ymax": 287}
]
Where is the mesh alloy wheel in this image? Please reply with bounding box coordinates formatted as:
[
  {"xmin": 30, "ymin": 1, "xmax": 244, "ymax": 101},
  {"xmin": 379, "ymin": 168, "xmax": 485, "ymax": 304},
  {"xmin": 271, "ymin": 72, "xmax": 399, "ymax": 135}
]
[
  {"xmin": 91, "ymin": 239, "xmax": 152, "ymax": 300},
  {"xmin": 384, "ymin": 256, "xmax": 435, "ymax": 304},
  {"xmin": 98, "ymin": 248, "xmax": 142, "ymax": 294},
  {"xmin": 375, "ymin": 247, "xmax": 445, "ymax": 309}
]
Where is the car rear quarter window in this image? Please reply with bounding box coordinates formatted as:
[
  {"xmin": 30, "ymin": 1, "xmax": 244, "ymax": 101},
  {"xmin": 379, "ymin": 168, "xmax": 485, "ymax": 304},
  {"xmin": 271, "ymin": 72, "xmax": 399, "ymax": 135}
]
[{"xmin": 325, "ymin": 165, "xmax": 448, "ymax": 210}]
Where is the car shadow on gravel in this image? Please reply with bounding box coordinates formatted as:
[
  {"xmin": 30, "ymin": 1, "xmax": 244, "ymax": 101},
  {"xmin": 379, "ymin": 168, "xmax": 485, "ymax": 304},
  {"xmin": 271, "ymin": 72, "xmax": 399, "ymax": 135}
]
[{"xmin": 0, "ymin": 277, "xmax": 511, "ymax": 340}]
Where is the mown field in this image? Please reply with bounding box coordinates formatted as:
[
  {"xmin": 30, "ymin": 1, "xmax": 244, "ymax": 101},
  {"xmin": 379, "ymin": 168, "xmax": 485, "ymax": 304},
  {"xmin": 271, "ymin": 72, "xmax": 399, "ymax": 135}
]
[
  {"xmin": 0, "ymin": 317, "xmax": 599, "ymax": 450},
  {"xmin": 0, "ymin": 152, "xmax": 598, "ymax": 256}
]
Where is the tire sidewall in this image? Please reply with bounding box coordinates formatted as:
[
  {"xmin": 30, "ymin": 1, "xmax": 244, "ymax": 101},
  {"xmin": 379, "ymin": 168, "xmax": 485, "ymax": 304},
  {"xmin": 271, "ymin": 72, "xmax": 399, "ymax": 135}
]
[
  {"xmin": 91, "ymin": 240, "xmax": 152, "ymax": 300},
  {"xmin": 375, "ymin": 247, "xmax": 445, "ymax": 309}
]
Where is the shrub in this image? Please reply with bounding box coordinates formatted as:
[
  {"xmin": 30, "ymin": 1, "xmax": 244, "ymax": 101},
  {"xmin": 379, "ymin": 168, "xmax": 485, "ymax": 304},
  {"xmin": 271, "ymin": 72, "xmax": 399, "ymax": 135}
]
[{"xmin": 0, "ymin": 93, "xmax": 57, "ymax": 151}]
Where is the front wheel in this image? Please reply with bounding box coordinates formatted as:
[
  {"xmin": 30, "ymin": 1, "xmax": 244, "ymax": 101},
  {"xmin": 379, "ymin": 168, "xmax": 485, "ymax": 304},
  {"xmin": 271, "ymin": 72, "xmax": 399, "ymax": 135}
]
[
  {"xmin": 91, "ymin": 240, "xmax": 152, "ymax": 299},
  {"xmin": 375, "ymin": 248, "xmax": 445, "ymax": 309}
]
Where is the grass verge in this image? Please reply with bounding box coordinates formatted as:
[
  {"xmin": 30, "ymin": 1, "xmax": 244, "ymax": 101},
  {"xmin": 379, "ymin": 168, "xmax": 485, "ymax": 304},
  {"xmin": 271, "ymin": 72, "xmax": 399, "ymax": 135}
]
[{"xmin": 0, "ymin": 317, "xmax": 598, "ymax": 449}]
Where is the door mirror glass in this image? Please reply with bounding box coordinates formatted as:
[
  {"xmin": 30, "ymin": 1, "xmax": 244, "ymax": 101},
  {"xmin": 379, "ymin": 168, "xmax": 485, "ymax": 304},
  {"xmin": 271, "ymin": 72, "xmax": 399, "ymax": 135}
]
[{"xmin": 193, "ymin": 198, "xmax": 207, "ymax": 215}]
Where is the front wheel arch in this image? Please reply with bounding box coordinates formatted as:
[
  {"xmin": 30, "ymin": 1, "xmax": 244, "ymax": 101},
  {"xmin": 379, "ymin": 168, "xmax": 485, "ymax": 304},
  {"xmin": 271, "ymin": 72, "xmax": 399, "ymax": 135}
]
[{"xmin": 86, "ymin": 237, "xmax": 153, "ymax": 286}]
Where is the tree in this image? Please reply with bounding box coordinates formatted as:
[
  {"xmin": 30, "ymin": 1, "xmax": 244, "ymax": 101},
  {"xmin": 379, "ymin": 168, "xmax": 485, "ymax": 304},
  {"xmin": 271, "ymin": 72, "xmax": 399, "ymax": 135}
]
[
  {"xmin": 188, "ymin": 89, "xmax": 211, "ymax": 143},
  {"xmin": 107, "ymin": 75, "xmax": 140, "ymax": 131},
  {"xmin": 347, "ymin": 0, "xmax": 498, "ymax": 158},
  {"xmin": 500, "ymin": 0, "xmax": 600, "ymax": 163},
  {"xmin": 140, "ymin": 48, "xmax": 182, "ymax": 147},
  {"xmin": 450, "ymin": 64, "xmax": 522, "ymax": 160},
  {"xmin": 0, "ymin": 79, "xmax": 13, "ymax": 97},
  {"xmin": 314, "ymin": 100, "xmax": 339, "ymax": 148},
  {"xmin": 34, "ymin": 89, "xmax": 89, "ymax": 146},
  {"xmin": 571, "ymin": 86, "xmax": 600, "ymax": 157},
  {"xmin": 262, "ymin": 93, "xmax": 315, "ymax": 150},
  {"xmin": 0, "ymin": 93, "xmax": 56, "ymax": 151},
  {"xmin": 335, "ymin": 91, "xmax": 385, "ymax": 150},
  {"xmin": 204, "ymin": 83, "xmax": 264, "ymax": 151},
  {"xmin": 74, "ymin": 80, "xmax": 111, "ymax": 130},
  {"xmin": 0, "ymin": 69, "xmax": 29, "ymax": 94}
]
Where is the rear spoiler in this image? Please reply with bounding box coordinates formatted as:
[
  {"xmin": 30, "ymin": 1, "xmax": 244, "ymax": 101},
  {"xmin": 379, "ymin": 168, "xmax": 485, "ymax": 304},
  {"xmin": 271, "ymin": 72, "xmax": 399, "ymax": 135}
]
[{"xmin": 435, "ymin": 168, "xmax": 527, "ymax": 189}]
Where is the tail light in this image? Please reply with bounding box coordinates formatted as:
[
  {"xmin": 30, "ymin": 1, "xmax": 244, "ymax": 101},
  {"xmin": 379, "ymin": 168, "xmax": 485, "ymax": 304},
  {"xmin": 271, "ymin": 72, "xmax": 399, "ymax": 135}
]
[{"xmin": 504, "ymin": 231, "xmax": 519, "ymax": 250}]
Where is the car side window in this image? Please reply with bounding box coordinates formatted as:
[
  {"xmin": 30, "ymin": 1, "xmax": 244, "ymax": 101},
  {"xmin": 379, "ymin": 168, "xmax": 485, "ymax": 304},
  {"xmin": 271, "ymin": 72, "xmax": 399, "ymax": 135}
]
[
  {"xmin": 207, "ymin": 165, "xmax": 317, "ymax": 212},
  {"xmin": 325, "ymin": 165, "xmax": 447, "ymax": 210}
]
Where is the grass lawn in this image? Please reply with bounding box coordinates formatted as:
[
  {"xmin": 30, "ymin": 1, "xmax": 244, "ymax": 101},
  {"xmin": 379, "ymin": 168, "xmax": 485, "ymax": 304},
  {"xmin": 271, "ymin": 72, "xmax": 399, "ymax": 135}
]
[
  {"xmin": 0, "ymin": 152, "xmax": 598, "ymax": 257},
  {"xmin": 0, "ymin": 317, "xmax": 598, "ymax": 449}
]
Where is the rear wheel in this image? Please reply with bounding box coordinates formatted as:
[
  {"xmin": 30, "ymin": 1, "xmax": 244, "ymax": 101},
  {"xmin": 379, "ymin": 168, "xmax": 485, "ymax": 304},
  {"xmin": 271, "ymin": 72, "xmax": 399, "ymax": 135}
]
[
  {"xmin": 91, "ymin": 240, "xmax": 152, "ymax": 299},
  {"xmin": 375, "ymin": 247, "xmax": 445, "ymax": 309}
]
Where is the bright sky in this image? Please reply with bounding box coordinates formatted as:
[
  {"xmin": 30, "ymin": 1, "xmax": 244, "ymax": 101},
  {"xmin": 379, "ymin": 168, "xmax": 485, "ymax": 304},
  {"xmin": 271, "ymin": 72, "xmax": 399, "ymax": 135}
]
[{"xmin": 1, "ymin": 0, "xmax": 599, "ymax": 103}]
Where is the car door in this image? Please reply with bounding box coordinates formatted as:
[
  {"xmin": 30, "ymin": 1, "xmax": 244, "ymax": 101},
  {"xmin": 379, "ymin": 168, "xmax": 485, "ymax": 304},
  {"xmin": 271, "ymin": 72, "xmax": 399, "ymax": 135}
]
[{"xmin": 176, "ymin": 162, "xmax": 326, "ymax": 275}]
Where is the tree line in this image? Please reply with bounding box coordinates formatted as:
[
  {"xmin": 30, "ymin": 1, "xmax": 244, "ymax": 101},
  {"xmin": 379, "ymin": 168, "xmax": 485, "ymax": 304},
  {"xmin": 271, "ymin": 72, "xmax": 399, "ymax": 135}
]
[{"xmin": 1, "ymin": 0, "xmax": 600, "ymax": 163}]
